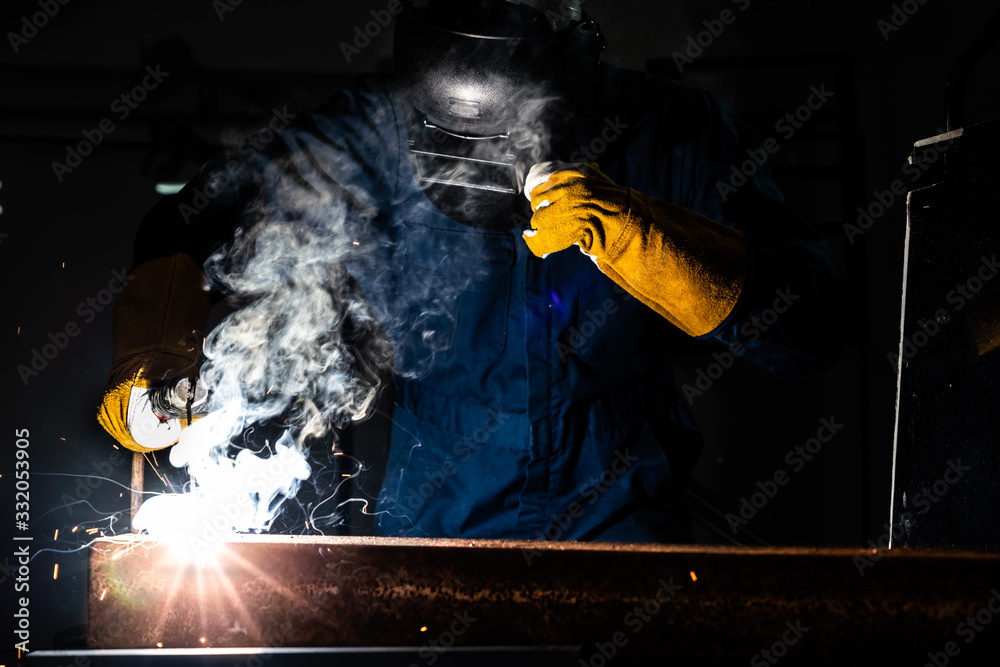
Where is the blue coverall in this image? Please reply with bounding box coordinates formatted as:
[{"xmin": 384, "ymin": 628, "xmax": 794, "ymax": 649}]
[{"xmin": 134, "ymin": 64, "xmax": 849, "ymax": 542}]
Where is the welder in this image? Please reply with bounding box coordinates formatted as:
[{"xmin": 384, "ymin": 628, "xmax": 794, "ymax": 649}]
[{"xmin": 96, "ymin": 0, "xmax": 849, "ymax": 542}]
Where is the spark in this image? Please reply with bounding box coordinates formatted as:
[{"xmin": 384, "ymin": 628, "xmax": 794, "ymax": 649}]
[
  {"xmin": 341, "ymin": 473, "xmax": 351, "ymax": 477},
  {"xmin": 53, "ymin": 564, "xmax": 59, "ymax": 580},
  {"xmin": 266, "ymin": 385, "xmax": 273, "ymax": 395},
  {"xmin": 62, "ymin": 262, "xmax": 65, "ymax": 268},
  {"xmin": 334, "ymin": 452, "xmax": 344, "ymax": 456},
  {"xmin": 100, "ymin": 589, "xmax": 107, "ymax": 601},
  {"xmin": 145, "ymin": 453, "xmax": 174, "ymax": 491},
  {"xmin": 59, "ymin": 437, "xmax": 65, "ymax": 441},
  {"xmin": 157, "ymin": 643, "xmax": 163, "ymax": 648},
  {"xmin": 72, "ymin": 526, "xmax": 79, "ymax": 533},
  {"xmin": 689, "ymin": 570, "xmax": 698, "ymax": 582},
  {"xmin": 17, "ymin": 326, "xmax": 20, "ymax": 334},
  {"xmin": 86, "ymin": 528, "xmax": 98, "ymax": 534},
  {"xmin": 200, "ymin": 637, "xmax": 206, "ymax": 644},
  {"xmin": 54, "ymin": 529, "xmax": 59, "ymax": 541},
  {"xmin": 353, "ymin": 241, "xmax": 360, "ymax": 246},
  {"xmin": 111, "ymin": 540, "xmax": 143, "ymax": 561},
  {"xmin": 420, "ymin": 626, "xmax": 428, "ymax": 632}
]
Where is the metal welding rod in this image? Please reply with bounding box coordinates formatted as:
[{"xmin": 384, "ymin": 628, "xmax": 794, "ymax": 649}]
[{"xmin": 130, "ymin": 451, "xmax": 143, "ymax": 532}]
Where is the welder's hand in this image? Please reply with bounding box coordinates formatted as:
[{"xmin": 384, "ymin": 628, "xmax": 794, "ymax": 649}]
[
  {"xmin": 97, "ymin": 254, "xmax": 210, "ymax": 452},
  {"xmin": 523, "ymin": 162, "xmax": 630, "ymax": 259},
  {"xmin": 99, "ymin": 359, "xmax": 198, "ymax": 453},
  {"xmin": 522, "ymin": 162, "xmax": 748, "ymax": 337}
]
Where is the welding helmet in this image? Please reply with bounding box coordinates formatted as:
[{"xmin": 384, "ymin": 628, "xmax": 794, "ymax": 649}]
[
  {"xmin": 394, "ymin": 0, "xmax": 604, "ymax": 138},
  {"xmin": 394, "ymin": 0, "xmax": 605, "ymax": 199}
]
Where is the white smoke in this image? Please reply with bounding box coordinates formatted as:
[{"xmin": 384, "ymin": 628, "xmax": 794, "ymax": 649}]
[
  {"xmin": 133, "ymin": 67, "xmax": 567, "ymax": 551},
  {"xmin": 134, "ymin": 154, "xmax": 400, "ymax": 554}
]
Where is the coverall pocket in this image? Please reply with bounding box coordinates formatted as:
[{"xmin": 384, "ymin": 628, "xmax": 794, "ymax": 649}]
[
  {"xmin": 397, "ymin": 221, "xmax": 514, "ymax": 362},
  {"xmin": 575, "ymin": 261, "xmax": 657, "ymax": 363}
]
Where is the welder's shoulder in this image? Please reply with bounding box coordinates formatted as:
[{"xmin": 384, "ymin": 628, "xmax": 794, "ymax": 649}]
[
  {"xmin": 601, "ymin": 65, "xmax": 729, "ymax": 134},
  {"xmin": 311, "ymin": 73, "xmax": 402, "ymax": 130}
]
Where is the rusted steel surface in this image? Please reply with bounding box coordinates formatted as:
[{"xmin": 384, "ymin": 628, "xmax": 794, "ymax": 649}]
[{"xmin": 89, "ymin": 536, "xmax": 1000, "ymax": 664}]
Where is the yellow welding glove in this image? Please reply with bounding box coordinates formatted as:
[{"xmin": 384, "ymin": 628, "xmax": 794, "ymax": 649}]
[
  {"xmin": 97, "ymin": 253, "xmax": 210, "ymax": 452},
  {"xmin": 523, "ymin": 162, "xmax": 747, "ymax": 337}
]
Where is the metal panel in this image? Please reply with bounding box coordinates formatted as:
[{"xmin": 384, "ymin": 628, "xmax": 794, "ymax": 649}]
[
  {"xmin": 892, "ymin": 121, "xmax": 1000, "ymax": 549},
  {"xmin": 90, "ymin": 535, "xmax": 1000, "ymax": 664}
]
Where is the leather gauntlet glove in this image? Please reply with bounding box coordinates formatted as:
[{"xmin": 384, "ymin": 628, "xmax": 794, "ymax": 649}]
[
  {"xmin": 97, "ymin": 253, "xmax": 210, "ymax": 452},
  {"xmin": 523, "ymin": 162, "xmax": 747, "ymax": 337}
]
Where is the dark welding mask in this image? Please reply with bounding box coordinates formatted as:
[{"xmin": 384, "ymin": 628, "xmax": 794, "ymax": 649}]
[{"xmin": 394, "ymin": 0, "xmax": 605, "ymax": 196}]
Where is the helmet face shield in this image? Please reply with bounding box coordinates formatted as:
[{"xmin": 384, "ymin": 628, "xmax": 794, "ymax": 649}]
[
  {"xmin": 406, "ymin": 0, "xmax": 556, "ymax": 37},
  {"xmin": 395, "ymin": 0, "xmax": 602, "ymax": 137},
  {"xmin": 394, "ymin": 0, "xmax": 604, "ymax": 196},
  {"xmin": 510, "ymin": 0, "xmax": 584, "ymax": 31},
  {"xmin": 405, "ymin": 0, "xmax": 584, "ymax": 35}
]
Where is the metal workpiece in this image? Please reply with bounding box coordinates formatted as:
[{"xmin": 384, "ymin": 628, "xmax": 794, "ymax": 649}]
[{"xmin": 88, "ymin": 536, "xmax": 1000, "ymax": 663}]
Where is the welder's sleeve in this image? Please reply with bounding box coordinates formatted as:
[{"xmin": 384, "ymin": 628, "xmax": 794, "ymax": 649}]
[
  {"xmin": 524, "ymin": 164, "xmax": 747, "ymax": 337},
  {"xmin": 97, "ymin": 77, "xmax": 400, "ymax": 450},
  {"xmin": 526, "ymin": 78, "xmax": 851, "ymax": 374},
  {"xmin": 97, "ymin": 253, "xmax": 210, "ymax": 452}
]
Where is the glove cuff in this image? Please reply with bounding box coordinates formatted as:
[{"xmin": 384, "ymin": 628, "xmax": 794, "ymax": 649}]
[
  {"xmin": 599, "ymin": 189, "xmax": 747, "ymax": 337},
  {"xmin": 98, "ymin": 253, "xmax": 210, "ymax": 452},
  {"xmin": 109, "ymin": 253, "xmax": 210, "ymax": 379}
]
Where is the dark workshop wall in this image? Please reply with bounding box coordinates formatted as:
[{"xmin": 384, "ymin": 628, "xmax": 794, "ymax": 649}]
[{"xmin": 1, "ymin": 0, "xmax": 999, "ymax": 653}]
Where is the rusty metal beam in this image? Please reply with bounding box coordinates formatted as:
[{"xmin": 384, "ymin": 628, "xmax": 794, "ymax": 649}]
[{"xmin": 89, "ymin": 536, "xmax": 1000, "ymax": 664}]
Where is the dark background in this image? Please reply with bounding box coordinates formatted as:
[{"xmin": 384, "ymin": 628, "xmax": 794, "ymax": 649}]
[{"xmin": 1, "ymin": 0, "xmax": 999, "ymax": 655}]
